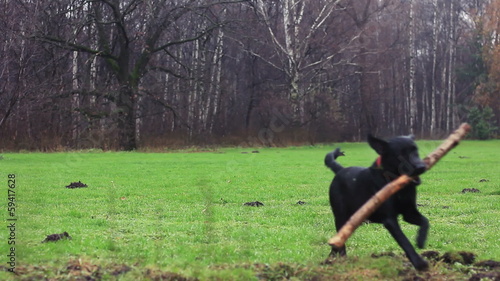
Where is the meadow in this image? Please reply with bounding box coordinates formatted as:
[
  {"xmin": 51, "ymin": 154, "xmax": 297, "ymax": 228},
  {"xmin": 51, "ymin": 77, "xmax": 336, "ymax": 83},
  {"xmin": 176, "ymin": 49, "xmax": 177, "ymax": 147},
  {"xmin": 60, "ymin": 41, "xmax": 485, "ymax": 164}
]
[{"xmin": 0, "ymin": 140, "xmax": 499, "ymax": 280}]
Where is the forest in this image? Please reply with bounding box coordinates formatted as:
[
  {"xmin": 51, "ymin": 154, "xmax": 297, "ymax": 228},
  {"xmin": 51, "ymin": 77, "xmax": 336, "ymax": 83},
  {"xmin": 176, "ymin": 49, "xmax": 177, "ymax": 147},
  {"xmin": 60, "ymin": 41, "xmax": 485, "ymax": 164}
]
[{"xmin": 0, "ymin": 0, "xmax": 498, "ymax": 151}]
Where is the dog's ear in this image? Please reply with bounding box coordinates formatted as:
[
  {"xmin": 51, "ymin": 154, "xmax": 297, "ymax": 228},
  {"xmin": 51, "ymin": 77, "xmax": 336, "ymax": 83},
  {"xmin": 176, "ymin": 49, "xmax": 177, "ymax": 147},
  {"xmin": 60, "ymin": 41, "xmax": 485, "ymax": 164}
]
[{"xmin": 368, "ymin": 134, "xmax": 388, "ymax": 155}]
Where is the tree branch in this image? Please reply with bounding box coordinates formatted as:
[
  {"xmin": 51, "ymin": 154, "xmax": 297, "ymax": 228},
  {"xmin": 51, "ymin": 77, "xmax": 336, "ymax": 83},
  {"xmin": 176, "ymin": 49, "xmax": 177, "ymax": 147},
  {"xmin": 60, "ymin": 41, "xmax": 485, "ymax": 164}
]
[
  {"xmin": 151, "ymin": 23, "xmax": 222, "ymax": 53},
  {"xmin": 32, "ymin": 35, "xmax": 117, "ymax": 61}
]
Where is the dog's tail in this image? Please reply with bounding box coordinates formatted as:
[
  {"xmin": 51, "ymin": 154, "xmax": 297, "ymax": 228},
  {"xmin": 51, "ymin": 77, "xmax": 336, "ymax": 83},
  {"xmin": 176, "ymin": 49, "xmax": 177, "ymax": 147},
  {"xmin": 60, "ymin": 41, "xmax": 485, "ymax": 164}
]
[{"xmin": 324, "ymin": 148, "xmax": 345, "ymax": 174}]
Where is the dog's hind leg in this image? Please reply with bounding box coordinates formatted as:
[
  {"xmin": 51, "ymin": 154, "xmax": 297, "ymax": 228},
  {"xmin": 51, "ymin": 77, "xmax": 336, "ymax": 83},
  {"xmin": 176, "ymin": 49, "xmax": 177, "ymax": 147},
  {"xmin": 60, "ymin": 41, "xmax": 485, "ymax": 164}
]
[
  {"xmin": 383, "ymin": 218, "xmax": 429, "ymax": 271},
  {"xmin": 328, "ymin": 213, "xmax": 348, "ymax": 257}
]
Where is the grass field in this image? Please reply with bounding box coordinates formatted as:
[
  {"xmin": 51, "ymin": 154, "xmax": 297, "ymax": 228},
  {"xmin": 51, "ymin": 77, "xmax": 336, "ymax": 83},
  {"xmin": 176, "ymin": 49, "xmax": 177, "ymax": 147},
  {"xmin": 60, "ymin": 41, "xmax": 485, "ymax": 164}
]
[{"xmin": 0, "ymin": 140, "xmax": 499, "ymax": 280}]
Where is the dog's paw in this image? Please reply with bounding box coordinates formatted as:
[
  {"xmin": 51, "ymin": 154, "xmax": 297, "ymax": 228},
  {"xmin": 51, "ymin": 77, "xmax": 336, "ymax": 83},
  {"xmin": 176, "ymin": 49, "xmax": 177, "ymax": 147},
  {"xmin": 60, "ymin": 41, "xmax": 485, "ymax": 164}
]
[{"xmin": 415, "ymin": 259, "xmax": 429, "ymax": 271}]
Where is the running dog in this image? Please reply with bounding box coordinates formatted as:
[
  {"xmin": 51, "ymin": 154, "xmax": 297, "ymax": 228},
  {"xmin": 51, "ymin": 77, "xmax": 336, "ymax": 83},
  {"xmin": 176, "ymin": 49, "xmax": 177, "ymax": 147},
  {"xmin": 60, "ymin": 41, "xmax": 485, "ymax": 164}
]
[{"xmin": 325, "ymin": 134, "xmax": 429, "ymax": 270}]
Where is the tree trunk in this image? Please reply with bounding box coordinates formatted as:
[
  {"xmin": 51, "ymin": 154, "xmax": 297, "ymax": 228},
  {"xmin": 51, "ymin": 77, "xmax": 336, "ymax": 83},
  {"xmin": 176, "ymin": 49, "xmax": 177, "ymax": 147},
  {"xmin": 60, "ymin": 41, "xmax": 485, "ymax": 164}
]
[
  {"xmin": 446, "ymin": 1, "xmax": 455, "ymax": 132},
  {"xmin": 71, "ymin": 51, "xmax": 80, "ymax": 147},
  {"xmin": 408, "ymin": 0, "xmax": 417, "ymax": 134},
  {"xmin": 116, "ymin": 85, "xmax": 137, "ymax": 151},
  {"xmin": 209, "ymin": 26, "xmax": 225, "ymax": 134},
  {"xmin": 245, "ymin": 56, "xmax": 258, "ymax": 131},
  {"xmin": 283, "ymin": 0, "xmax": 304, "ymax": 124},
  {"xmin": 420, "ymin": 59, "xmax": 428, "ymax": 137},
  {"xmin": 430, "ymin": 0, "xmax": 438, "ymax": 137}
]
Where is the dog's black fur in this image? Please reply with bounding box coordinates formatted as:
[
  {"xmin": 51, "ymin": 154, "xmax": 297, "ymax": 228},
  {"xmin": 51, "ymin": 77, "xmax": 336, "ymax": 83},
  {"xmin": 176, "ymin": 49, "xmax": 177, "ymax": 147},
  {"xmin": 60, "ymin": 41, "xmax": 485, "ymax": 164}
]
[{"xmin": 325, "ymin": 134, "xmax": 429, "ymax": 270}]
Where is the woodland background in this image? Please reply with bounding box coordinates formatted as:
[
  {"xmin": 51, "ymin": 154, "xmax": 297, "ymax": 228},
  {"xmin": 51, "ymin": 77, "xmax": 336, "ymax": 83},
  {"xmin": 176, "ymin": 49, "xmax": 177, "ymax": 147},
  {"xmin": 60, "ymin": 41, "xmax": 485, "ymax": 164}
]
[{"xmin": 0, "ymin": 0, "xmax": 498, "ymax": 151}]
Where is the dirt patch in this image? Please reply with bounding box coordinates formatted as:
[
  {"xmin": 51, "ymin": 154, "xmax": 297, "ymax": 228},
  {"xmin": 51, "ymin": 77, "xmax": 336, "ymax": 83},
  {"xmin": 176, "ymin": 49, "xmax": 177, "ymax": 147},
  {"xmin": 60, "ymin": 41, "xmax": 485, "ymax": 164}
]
[
  {"xmin": 41, "ymin": 231, "xmax": 72, "ymax": 243},
  {"xmin": 422, "ymin": 250, "xmax": 477, "ymax": 265},
  {"xmin": 469, "ymin": 271, "xmax": 500, "ymax": 281},
  {"xmin": 66, "ymin": 181, "xmax": 88, "ymax": 188},
  {"xmin": 145, "ymin": 269, "xmax": 198, "ymax": 281},
  {"xmin": 243, "ymin": 201, "xmax": 264, "ymax": 207},
  {"xmin": 109, "ymin": 264, "xmax": 132, "ymax": 276},
  {"xmin": 421, "ymin": 250, "xmax": 441, "ymax": 261},
  {"xmin": 241, "ymin": 150, "xmax": 260, "ymax": 154},
  {"xmin": 442, "ymin": 251, "xmax": 476, "ymax": 265},
  {"xmin": 475, "ymin": 260, "xmax": 500, "ymax": 269},
  {"xmin": 462, "ymin": 188, "xmax": 480, "ymax": 193},
  {"xmin": 64, "ymin": 259, "xmax": 102, "ymax": 280},
  {"xmin": 2, "ymin": 252, "xmax": 500, "ymax": 281},
  {"xmin": 371, "ymin": 252, "xmax": 397, "ymax": 258}
]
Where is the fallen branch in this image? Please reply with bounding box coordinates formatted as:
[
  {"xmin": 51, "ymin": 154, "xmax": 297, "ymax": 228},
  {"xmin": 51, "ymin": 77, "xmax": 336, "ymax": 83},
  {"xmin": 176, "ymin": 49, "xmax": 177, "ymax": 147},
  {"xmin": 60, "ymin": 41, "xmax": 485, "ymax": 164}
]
[{"xmin": 328, "ymin": 123, "xmax": 471, "ymax": 249}]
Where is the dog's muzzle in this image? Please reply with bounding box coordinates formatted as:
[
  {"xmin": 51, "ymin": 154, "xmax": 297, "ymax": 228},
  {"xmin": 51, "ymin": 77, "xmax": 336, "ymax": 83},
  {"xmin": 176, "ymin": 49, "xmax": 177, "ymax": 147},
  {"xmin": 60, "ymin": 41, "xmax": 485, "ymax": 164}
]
[
  {"xmin": 410, "ymin": 163, "xmax": 426, "ymax": 184},
  {"xmin": 413, "ymin": 163, "xmax": 426, "ymax": 176}
]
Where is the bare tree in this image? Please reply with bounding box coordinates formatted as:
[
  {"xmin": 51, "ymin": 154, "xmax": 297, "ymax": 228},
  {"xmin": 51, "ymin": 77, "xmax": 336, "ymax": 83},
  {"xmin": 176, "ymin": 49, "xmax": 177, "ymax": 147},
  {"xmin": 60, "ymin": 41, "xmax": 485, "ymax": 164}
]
[
  {"xmin": 1, "ymin": 0, "xmax": 493, "ymax": 150},
  {"xmin": 30, "ymin": 0, "xmax": 239, "ymax": 150},
  {"xmin": 408, "ymin": 0, "xmax": 417, "ymax": 134},
  {"xmin": 249, "ymin": 0, "xmax": 347, "ymax": 123}
]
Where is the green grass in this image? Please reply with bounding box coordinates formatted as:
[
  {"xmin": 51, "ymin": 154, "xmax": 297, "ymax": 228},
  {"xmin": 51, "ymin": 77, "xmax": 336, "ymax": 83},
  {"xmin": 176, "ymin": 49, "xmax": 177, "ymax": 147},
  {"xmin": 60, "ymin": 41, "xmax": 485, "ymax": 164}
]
[{"xmin": 0, "ymin": 140, "xmax": 499, "ymax": 280}]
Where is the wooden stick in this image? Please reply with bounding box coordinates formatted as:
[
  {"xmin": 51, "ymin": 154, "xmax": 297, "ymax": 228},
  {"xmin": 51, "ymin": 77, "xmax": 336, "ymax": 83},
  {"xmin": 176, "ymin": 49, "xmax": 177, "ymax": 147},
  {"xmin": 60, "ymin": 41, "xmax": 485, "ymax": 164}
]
[
  {"xmin": 328, "ymin": 123, "xmax": 471, "ymax": 248},
  {"xmin": 421, "ymin": 123, "xmax": 471, "ymax": 171}
]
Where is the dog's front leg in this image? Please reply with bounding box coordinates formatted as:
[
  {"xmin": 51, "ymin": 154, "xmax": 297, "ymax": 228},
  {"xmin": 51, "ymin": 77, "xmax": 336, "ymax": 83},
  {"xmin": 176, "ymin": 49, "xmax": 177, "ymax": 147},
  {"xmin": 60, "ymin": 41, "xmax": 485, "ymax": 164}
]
[
  {"xmin": 402, "ymin": 211, "xmax": 429, "ymax": 249},
  {"xmin": 323, "ymin": 244, "xmax": 346, "ymax": 265},
  {"xmin": 329, "ymin": 244, "xmax": 346, "ymax": 257},
  {"xmin": 383, "ymin": 218, "xmax": 429, "ymax": 271}
]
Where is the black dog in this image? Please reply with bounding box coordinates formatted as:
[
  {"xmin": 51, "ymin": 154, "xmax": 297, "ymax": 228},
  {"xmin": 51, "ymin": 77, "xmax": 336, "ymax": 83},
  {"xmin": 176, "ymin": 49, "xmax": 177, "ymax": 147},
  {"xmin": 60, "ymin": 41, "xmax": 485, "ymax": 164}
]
[{"xmin": 325, "ymin": 134, "xmax": 429, "ymax": 270}]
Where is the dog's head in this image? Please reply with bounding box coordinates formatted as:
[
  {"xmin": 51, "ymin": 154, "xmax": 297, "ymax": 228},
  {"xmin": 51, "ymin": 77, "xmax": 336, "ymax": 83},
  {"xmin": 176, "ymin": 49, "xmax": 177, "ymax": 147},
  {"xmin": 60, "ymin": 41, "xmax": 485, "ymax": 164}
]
[{"xmin": 368, "ymin": 134, "xmax": 426, "ymax": 178}]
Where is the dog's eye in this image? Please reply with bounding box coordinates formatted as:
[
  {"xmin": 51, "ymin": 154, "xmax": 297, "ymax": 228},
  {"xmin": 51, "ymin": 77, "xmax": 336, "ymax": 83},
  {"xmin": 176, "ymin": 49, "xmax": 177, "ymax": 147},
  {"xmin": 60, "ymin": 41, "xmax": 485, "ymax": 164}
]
[{"xmin": 402, "ymin": 147, "xmax": 417, "ymax": 156}]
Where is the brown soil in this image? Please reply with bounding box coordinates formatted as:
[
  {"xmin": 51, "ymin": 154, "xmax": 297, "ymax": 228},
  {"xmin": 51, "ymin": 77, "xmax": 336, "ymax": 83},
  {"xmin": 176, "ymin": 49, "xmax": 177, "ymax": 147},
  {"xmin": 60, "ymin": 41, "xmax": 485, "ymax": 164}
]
[
  {"xmin": 2, "ymin": 251, "xmax": 499, "ymax": 280},
  {"xmin": 66, "ymin": 181, "xmax": 88, "ymax": 188},
  {"xmin": 243, "ymin": 201, "xmax": 264, "ymax": 207},
  {"xmin": 41, "ymin": 232, "xmax": 72, "ymax": 243}
]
